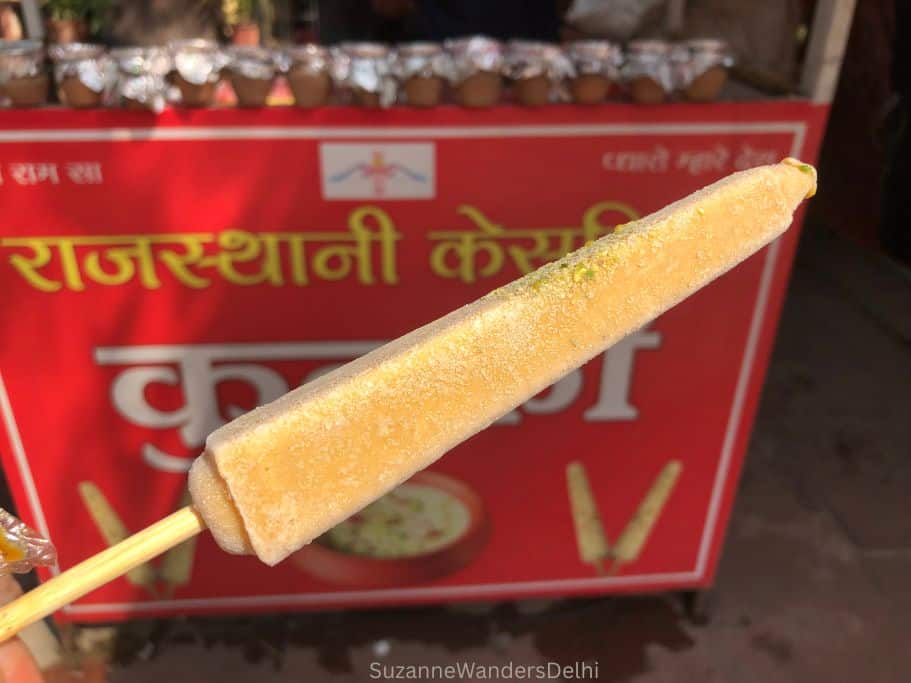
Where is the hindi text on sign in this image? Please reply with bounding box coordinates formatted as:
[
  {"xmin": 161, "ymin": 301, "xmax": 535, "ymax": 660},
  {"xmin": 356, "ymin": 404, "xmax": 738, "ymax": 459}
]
[{"xmin": 0, "ymin": 207, "xmax": 401, "ymax": 292}]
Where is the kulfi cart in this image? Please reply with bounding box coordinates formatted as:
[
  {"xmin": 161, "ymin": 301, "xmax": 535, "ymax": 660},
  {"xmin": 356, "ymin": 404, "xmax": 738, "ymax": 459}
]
[{"xmin": 0, "ymin": 0, "xmax": 853, "ymax": 625}]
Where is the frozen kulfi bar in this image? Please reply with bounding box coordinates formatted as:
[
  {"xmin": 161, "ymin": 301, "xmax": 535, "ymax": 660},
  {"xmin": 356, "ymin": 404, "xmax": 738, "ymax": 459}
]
[{"xmin": 189, "ymin": 159, "xmax": 816, "ymax": 565}]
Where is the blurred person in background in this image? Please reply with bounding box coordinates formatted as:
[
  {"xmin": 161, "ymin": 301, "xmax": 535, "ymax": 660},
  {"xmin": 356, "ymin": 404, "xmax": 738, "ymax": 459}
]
[
  {"xmin": 405, "ymin": 0, "xmax": 562, "ymax": 41},
  {"xmin": 103, "ymin": 0, "xmax": 220, "ymax": 45},
  {"xmin": 0, "ymin": 2, "xmax": 23, "ymax": 40},
  {"xmin": 0, "ymin": 576, "xmax": 43, "ymax": 683},
  {"xmin": 318, "ymin": 0, "xmax": 563, "ymax": 43},
  {"xmin": 317, "ymin": 0, "xmax": 415, "ymax": 43}
]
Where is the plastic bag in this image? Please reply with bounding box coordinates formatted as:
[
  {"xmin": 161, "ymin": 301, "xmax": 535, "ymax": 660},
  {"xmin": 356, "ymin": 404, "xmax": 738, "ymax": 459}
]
[{"xmin": 0, "ymin": 508, "xmax": 56, "ymax": 575}]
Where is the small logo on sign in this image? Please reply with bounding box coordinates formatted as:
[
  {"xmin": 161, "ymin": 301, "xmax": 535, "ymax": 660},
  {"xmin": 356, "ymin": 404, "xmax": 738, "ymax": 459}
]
[{"xmin": 320, "ymin": 143, "xmax": 435, "ymax": 199}]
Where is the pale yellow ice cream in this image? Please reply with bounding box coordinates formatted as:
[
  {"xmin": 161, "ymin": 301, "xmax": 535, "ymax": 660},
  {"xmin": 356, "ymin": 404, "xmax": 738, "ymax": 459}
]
[{"xmin": 189, "ymin": 159, "xmax": 816, "ymax": 565}]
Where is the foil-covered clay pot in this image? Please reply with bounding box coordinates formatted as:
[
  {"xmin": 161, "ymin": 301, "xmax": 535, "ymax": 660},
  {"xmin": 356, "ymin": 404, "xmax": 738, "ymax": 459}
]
[
  {"xmin": 622, "ymin": 40, "xmax": 674, "ymax": 105},
  {"xmin": 169, "ymin": 39, "xmax": 227, "ymax": 107},
  {"xmin": 392, "ymin": 42, "xmax": 452, "ymax": 108},
  {"xmin": 680, "ymin": 39, "xmax": 734, "ymax": 102},
  {"xmin": 443, "ymin": 36, "xmax": 504, "ymax": 108},
  {"xmin": 281, "ymin": 43, "xmax": 332, "ymax": 108},
  {"xmin": 111, "ymin": 46, "xmax": 173, "ymax": 112},
  {"xmin": 0, "ymin": 41, "xmax": 48, "ymax": 108},
  {"xmin": 565, "ymin": 40, "xmax": 621, "ymax": 105},
  {"xmin": 227, "ymin": 46, "xmax": 278, "ymax": 108},
  {"xmin": 49, "ymin": 43, "xmax": 112, "ymax": 108},
  {"xmin": 504, "ymin": 41, "xmax": 572, "ymax": 107},
  {"xmin": 331, "ymin": 42, "xmax": 396, "ymax": 108}
]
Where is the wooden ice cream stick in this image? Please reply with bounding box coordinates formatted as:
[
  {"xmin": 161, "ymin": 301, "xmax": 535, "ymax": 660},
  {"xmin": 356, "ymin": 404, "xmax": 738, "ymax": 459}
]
[{"xmin": 0, "ymin": 506, "xmax": 205, "ymax": 643}]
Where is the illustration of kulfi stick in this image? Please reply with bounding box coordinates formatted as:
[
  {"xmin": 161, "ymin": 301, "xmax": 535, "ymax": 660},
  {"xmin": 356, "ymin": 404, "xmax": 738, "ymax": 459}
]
[
  {"xmin": 159, "ymin": 487, "xmax": 197, "ymax": 598},
  {"xmin": 77, "ymin": 482, "xmax": 159, "ymax": 598},
  {"xmin": 609, "ymin": 460, "xmax": 683, "ymax": 575},
  {"xmin": 566, "ymin": 462, "xmax": 609, "ymax": 574}
]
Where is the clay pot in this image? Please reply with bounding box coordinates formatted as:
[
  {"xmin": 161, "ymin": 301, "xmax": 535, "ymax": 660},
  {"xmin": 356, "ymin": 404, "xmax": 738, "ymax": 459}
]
[
  {"xmin": 4, "ymin": 74, "xmax": 48, "ymax": 107},
  {"xmin": 287, "ymin": 68, "xmax": 331, "ymax": 107},
  {"xmin": 122, "ymin": 97, "xmax": 152, "ymax": 111},
  {"xmin": 624, "ymin": 40, "xmax": 673, "ymax": 105},
  {"xmin": 173, "ymin": 73, "xmax": 218, "ymax": 107},
  {"xmin": 682, "ymin": 39, "xmax": 732, "ymax": 102},
  {"xmin": 110, "ymin": 46, "xmax": 171, "ymax": 111},
  {"xmin": 630, "ymin": 76, "xmax": 666, "ymax": 104},
  {"xmin": 565, "ymin": 40, "xmax": 619, "ymax": 105},
  {"xmin": 685, "ymin": 65, "xmax": 727, "ymax": 102},
  {"xmin": 352, "ymin": 87, "xmax": 381, "ymax": 108},
  {"xmin": 59, "ymin": 76, "xmax": 102, "ymax": 107},
  {"xmin": 47, "ymin": 18, "xmax": 87, "ymax": 45},
  {"xmin": 403, "ymin": 75, "xmax": 443, "ymax": 107},
  {"xmin": 455, "ymin": 71, "xmax": 501, "ymax": 108},
  {"xmin": 570, "ymin": 74, "xmax": 610, "ymax": 104},
  {"xmin": 283, "ymin": 44, "xmax": 332, "ymax": 107},
  {"xmin": 0, "ymin": 41, "xmax": 47, "ymax": 107},
  {"xmin": 232, "ymin": 22, "xmax": 260, "ymax": 46},
  {"xmin": 394, "ymin": 42, "xmax": 448, "ymax": 107},
  {"xmin": 513, "ymin": 75, "xmax": 551, "ymax": 107},
  {"xmin": 168, "ymin": 39, "xmax": 225, "ymax": 107},
  {"xmin": 504, "ymin": 40, "xmax": 568, "ymax": 108},
  {"xmin": 230, "ymin": 72, "xmax": 273, "ymax": 107},
  {"xmin": 445, "ymin": 36, "xmax": 504, "ymax": 108},
  {"xmin": 335, "ymin": 42, "xmax": 393, "ymax": 108},
  {"xmin": 50, "ymin": 43, "xmax": 109, "ymax": 108}
]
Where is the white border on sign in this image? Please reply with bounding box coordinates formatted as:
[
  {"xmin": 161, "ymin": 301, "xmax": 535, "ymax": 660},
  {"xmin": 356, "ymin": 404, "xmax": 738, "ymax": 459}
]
[
  {"xmin": 0, "ymin": 120, "xmax": 806, "ymax": 614},
  {"xmin": 0, "ymin": 122, "xmax": 805, "ymax": 148}
]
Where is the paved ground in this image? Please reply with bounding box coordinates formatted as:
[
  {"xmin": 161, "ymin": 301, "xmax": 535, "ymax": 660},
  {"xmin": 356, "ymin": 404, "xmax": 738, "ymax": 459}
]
[{"xmin": 31, "ymin": 224, "xmax": 911, "ymax": 682}]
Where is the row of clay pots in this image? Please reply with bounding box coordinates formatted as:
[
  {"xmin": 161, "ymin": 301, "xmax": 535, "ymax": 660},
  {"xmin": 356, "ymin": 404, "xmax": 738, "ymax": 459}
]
[
  {"xmin": 325, "ymin": 38, "xmax": 734, "ymax": 108},
  {"xmin": 0, "ymin": 41, "xmax": 280, "ymax": 110},
  {"xmin": 0, "ymin": 37, "xmax": 734, "ymax": 110}
]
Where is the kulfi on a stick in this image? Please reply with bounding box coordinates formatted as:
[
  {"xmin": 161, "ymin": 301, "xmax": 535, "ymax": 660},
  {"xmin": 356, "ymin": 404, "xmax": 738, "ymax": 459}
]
[{"xmin": 189, "ymin": 158, "xmax": 817, "ymax": 566}]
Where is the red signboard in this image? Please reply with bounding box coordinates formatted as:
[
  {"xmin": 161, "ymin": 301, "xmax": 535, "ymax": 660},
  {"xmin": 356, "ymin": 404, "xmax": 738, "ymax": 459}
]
[{"xmin": 0, "ymin": 102, "xmax": 827, "ymax": 622}]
